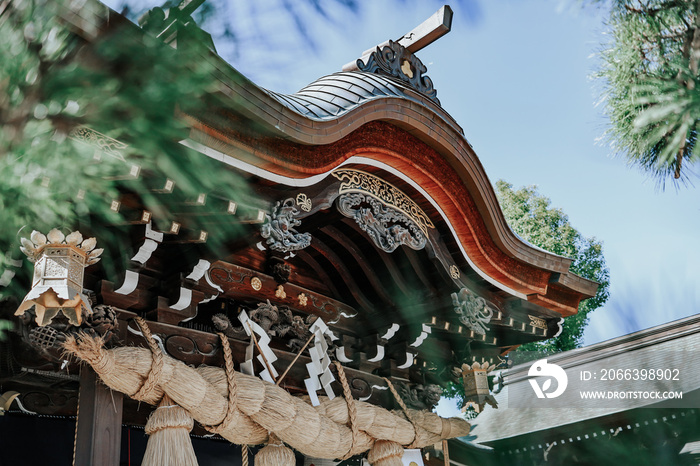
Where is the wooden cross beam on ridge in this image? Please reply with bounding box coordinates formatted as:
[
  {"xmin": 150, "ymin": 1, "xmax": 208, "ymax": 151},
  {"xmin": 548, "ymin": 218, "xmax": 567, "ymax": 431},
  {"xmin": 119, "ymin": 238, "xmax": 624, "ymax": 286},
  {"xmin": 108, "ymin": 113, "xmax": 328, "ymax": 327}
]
[{"xmin": 342, "ymin": 5, "xmax": 453, "ymax": 71}]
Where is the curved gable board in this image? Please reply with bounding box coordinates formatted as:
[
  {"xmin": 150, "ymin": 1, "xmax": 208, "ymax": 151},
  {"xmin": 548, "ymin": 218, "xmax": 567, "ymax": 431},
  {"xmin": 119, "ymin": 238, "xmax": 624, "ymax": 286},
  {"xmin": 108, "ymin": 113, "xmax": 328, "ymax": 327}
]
[{"xmin": 185, "ymin": 72, "xmax": 599, "ymax": 317}]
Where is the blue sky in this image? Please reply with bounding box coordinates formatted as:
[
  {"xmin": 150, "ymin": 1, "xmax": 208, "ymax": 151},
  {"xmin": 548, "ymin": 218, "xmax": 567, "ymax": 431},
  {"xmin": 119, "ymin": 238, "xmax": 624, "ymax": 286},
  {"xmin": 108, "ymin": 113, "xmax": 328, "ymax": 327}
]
[{"xmin": 109, "ymin": 0, "xmax": 700, "ymax": 344}]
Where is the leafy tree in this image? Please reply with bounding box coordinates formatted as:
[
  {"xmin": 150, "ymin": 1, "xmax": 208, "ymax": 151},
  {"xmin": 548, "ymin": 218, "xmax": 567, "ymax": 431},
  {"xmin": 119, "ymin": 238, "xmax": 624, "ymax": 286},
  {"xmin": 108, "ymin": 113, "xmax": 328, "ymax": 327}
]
[
  {"xmin": 495, "ymin": 180, "xmax": 610, "ymax": 353},
  {"xmin": 597, "ymin": 0, "xmax": 700, "ymax": 185},
  {"xmin": 1, "ymin": 0, "xmax": 439, "ymax": 303},
  {"xmin": 0, "ymin": 0, "xmax": 287, "ymax": 319}
]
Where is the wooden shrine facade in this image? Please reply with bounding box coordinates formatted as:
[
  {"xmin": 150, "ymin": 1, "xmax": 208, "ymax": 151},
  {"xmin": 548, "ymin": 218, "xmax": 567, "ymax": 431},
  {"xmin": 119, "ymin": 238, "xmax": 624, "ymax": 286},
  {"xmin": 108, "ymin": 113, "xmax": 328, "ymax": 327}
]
[{"xmin": 0, "ymin": 1, "xmax": 599, "ymax": 465}]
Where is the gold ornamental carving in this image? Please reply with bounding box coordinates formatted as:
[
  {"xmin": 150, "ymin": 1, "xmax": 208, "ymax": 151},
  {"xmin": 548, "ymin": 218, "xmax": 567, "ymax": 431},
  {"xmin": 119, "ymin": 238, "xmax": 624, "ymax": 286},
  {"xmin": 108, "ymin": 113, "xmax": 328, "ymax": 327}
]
[
  {"xmin": 250, "ymin": 277, "xmax": 262, "ymax": 291},
  {"xmin": 298, "ymin": 293, "xmax": 308, "ymax": 306},
  {"xmin": 295, "ymin": 193, "xmax": 312, "ymax": 212},
  {"xmin": 449, "ymin": 265, "xmax": 460, "ymax": 279},
  {"xmin": 331, "ymin": 169, "xmax": 435, "ymax": 235},
  {"xmin": 69, "ymin": 126, "xmax": 127, "ymax": 162},
  {"xmin": 528, "ymin": 315, "xmax": 548, "ymax": 330}
]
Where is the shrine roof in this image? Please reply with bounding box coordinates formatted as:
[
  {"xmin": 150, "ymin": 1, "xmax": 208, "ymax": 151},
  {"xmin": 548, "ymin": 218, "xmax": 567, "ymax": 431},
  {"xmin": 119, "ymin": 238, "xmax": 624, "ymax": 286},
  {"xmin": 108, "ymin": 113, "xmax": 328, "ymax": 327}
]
[
  {"xmin": 59, "ymin": 0, "xmax": 599, "ymax": 316},
  {"xmin": 264, "ymin": 71, "xmax": 463, "ymax": 135},
  {"xmin": 186, "ymin": 58, "xmax": 600, "ymax": 311}
]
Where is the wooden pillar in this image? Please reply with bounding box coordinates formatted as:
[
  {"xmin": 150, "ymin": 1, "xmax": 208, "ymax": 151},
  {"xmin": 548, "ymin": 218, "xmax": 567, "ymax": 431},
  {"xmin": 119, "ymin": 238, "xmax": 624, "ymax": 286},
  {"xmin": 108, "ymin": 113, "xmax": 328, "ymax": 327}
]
[{"xmin": 73, "ymin": 366, "xmax": 123, "ymax": 466}]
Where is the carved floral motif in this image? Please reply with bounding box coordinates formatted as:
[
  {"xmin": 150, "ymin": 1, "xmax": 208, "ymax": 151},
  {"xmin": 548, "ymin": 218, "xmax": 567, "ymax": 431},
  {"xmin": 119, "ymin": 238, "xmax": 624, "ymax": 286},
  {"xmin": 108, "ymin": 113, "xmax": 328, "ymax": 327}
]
[
  {"xmin": 295, "ymin": 193, "xmax": 312, "ymax": 212},
  {"xmin": 528, "ymin": 315, "xmax": 548, "ymax": 330},
  {"xmin": 298, "ymin": 293, "xmax": 308, "ymax": 306},
  {"xmin": 69, "ymin": 126, "xmax": 127, "ymax": 161}
]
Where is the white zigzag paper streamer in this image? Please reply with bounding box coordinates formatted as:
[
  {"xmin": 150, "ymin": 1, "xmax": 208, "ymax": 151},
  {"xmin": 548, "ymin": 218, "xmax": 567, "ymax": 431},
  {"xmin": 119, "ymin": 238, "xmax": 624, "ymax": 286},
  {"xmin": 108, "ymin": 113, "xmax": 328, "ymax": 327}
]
[
  {"xmin": 238, "ymin": 310, "xmax": 279, "ymax": 383},
  {"xmin": 304, "ymin": 318, "xmax": 337, "ymax": 406}
]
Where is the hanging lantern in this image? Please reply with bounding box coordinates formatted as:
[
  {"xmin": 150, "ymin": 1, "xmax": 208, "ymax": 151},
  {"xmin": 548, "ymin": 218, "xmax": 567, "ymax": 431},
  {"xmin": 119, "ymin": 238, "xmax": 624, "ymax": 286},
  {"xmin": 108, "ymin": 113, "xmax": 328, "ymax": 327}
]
[
  {"xmin": 15, "ymin": 229, "xmax": 102, "ymax": 327},
  {"xmin": 461, "ymin": 361, "xmax": 498, "ymax": 413}
]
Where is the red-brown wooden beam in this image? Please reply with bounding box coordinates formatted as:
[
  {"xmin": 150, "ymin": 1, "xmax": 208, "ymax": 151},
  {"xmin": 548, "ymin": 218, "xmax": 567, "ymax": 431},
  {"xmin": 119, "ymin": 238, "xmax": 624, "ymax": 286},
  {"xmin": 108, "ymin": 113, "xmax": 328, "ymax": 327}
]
[
  {"xmin": 186, "ymin": 119, "xmax": 598, "ymax": 315},
  {"xmin": 205, "ymin": 260, "xmax": 360, "ymax": 333}
]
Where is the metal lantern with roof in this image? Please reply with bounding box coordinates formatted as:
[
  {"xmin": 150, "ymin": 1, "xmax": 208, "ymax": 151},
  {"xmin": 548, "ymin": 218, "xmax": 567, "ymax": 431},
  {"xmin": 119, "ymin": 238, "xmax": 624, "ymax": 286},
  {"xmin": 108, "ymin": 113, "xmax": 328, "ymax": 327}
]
[{"xmin": 15, "ymin": 229, "xmax": 102, "ymax": 326}]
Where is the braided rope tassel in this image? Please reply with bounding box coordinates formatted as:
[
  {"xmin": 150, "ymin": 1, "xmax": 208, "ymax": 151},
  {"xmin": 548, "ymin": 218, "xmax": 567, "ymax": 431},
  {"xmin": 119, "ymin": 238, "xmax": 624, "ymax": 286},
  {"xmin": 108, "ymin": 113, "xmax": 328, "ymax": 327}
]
[
  {"xmin": 383, "ymin": 377, "xmax": 419, "ymax": 449},
  {"xmin": 334, "ymin": 361, "xmax": 359, "ymax": 459},
  {"xmin": 241, "ymin": 444, "xmax": 248, "ymax": 466},
  {"xmin": 132, "ymin": 316, "xmax": 164, "ymax": 403},
  {"xmin": 203, "ymin": 332, "xmax": 237, "ymax": 434}
]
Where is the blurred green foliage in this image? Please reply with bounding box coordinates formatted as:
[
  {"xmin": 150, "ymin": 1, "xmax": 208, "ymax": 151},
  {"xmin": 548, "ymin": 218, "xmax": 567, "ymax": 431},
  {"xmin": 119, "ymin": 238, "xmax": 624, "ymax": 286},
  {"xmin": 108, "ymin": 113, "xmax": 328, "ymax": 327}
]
[
  {"xmin": 0, "ymin": 0, "xmax": 252, "ymax": 299},
  {"xmin": 0, "ymin": 320, "xmax": 12, "ymax": 341},
  {"xmin": 596, "ymin": 0, "xmax": 700, "ymax": 185}
]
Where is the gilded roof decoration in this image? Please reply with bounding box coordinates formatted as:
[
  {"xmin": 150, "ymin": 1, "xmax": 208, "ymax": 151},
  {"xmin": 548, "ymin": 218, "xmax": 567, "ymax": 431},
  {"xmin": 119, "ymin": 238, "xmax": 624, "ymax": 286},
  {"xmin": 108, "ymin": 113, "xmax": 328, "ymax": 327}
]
[
  {"xmin": 356, "ymin": 40, "xmax": 439, "ymax": 104},
  {"xmin": 337, "ymin": 193, "xmax": 427, "ymax": 253},
  {"xmin": 332, "ymin": 169, "xmax": 435, "ymax": 235}
]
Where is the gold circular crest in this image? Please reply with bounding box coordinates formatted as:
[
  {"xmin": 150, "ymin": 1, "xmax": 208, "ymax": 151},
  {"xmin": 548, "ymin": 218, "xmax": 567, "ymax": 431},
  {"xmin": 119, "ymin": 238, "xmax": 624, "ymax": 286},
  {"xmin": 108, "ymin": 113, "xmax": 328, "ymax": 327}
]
[
  {"xmin": 449, "ymin": 265, "xmax": 460, "ymax": 279},
  {"xmin": 250, "ymin": 276, "xmax": 262, "ymax": 291}
]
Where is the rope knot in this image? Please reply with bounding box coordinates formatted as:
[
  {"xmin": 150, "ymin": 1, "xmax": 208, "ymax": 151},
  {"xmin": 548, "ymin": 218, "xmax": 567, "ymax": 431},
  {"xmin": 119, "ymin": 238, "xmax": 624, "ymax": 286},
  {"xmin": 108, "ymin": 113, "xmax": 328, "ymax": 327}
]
[{"xmin": 132, "ymin": 316, "xmax": 164, "ymax": 403}]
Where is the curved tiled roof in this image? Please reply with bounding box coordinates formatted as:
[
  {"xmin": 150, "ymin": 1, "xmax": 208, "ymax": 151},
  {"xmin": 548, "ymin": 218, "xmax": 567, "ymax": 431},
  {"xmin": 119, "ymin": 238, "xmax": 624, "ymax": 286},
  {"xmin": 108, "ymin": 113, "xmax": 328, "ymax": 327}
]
[{"xmin": 264, "ymin": 71, "xmax": 463, "ymax": 135}]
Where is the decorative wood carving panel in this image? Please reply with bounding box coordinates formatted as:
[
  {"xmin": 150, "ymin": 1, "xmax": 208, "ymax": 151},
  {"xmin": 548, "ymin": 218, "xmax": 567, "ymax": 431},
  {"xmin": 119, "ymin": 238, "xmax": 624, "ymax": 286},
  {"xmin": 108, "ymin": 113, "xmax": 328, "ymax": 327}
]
[{"xmin": 206, "ymin": 261, "xmax": 358, "ymax": 330}]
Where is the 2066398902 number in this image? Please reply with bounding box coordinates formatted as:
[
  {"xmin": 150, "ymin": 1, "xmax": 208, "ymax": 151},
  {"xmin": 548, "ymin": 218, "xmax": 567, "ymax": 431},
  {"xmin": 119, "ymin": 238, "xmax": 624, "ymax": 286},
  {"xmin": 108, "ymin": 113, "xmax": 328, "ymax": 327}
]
[{"xmin": 600, "ymin": 368, "xmax": 680, "ymax": 381}]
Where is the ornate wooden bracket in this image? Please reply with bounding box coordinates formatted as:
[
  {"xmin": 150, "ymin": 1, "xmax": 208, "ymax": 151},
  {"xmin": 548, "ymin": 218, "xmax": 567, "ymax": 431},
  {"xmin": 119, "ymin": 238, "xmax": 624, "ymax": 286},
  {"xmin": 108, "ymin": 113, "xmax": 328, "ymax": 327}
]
[
  {"xmin": 337, "ymin": 193, "xmax": 427, "ymax": 252},
  {"xmin": 260, "ymin": 198, "xmax": 312, "ymax": 253},
  {"xmin": 332, "ymin": 168, "xmax": 434, "ymax": 253},
  {"xmin": 451, "ymin": 287, "xmax": 494, "ymax": 335}
]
